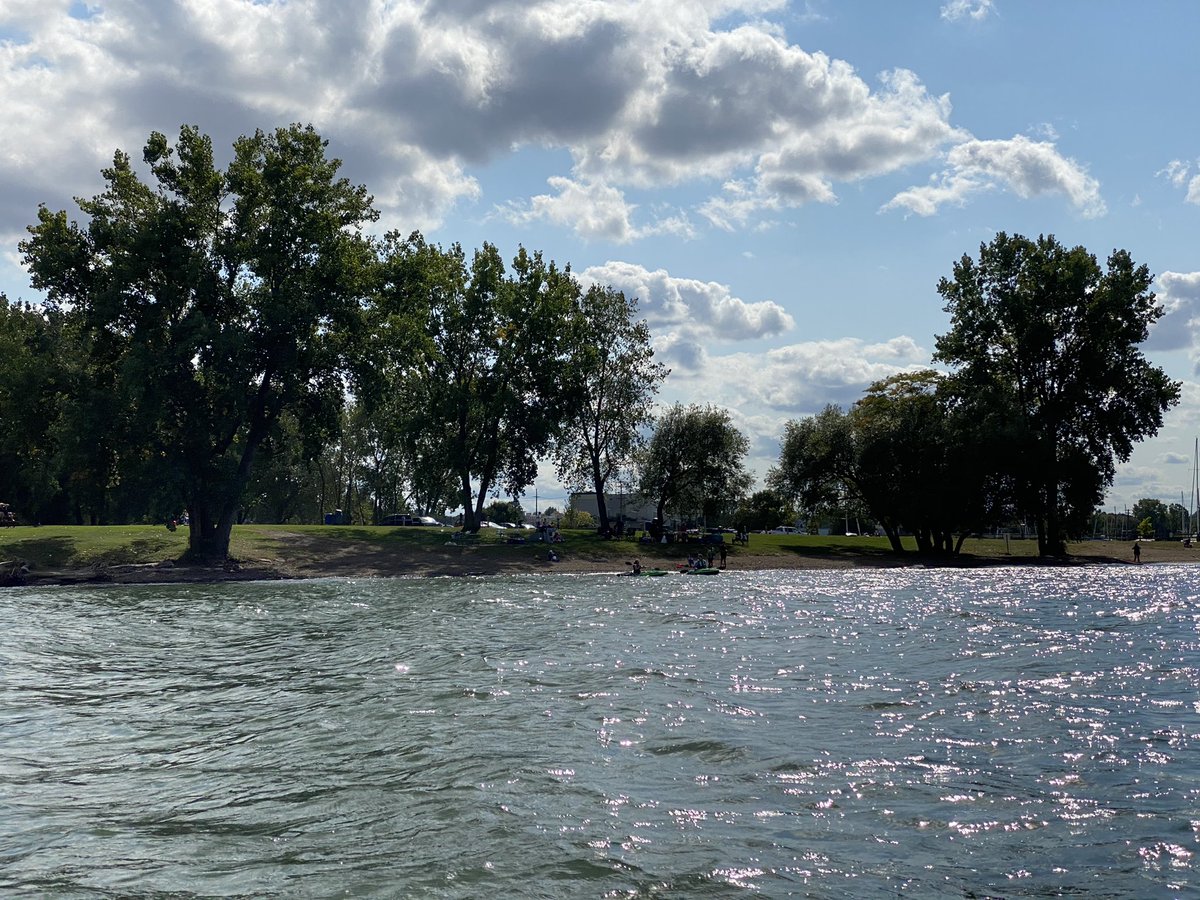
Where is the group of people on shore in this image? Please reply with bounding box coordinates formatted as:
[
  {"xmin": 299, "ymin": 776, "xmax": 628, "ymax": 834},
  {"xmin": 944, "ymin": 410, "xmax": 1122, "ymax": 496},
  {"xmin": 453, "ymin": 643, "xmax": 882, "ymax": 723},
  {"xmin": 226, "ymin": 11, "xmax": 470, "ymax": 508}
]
[{"xmin": 684, "ymin": 544, "xmax": 727, "ymax": 569}]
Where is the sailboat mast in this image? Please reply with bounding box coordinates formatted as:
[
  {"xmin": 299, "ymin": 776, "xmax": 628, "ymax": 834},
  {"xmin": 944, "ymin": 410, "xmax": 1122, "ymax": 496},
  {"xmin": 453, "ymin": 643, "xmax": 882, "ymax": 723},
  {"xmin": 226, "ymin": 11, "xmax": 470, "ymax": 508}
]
[{"xmin": 1192, "ymin": 438, "xmax": 1198, "ymax": 539}]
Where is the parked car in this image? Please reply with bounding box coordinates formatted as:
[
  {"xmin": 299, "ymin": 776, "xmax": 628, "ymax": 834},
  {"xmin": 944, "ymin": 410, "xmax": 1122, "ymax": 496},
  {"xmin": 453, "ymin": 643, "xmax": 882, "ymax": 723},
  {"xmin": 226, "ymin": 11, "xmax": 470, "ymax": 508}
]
[
  {"xmin": 769, "ymin": 526, "xmax": 799, "ymax": 534},
  {"xmin": 381, "ymin": 514, "xmax": 435, "ymax": 526}
]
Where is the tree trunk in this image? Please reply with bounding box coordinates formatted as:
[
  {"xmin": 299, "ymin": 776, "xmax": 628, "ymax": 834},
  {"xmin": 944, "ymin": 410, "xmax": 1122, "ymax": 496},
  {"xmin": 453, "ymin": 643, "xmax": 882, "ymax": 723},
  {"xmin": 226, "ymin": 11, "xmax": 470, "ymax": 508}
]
[
  {"xmin": 882, "ymin": 521, "xmax": 904, "ymax": 553},
  {"xmin": 458, "ymin": 470, "xmax": 477, "ymax": 532},
  {"xmin": 591, "ymin": 454, "xmax": 611, "ymax": 534},
  {"xmin": 1037, "ymin": 477, "xmax": 1065, "ymax": 556},
  {"xmin": 186, "ymin": 496, "xmax": 235, "ymax": 562},
  {"xmin": 595, "ymin": 491, "xmax": 610, "ymax": 535},
  {"xmin": 913, "ymin": 529, "xmax": 932, "ymax": 555}
]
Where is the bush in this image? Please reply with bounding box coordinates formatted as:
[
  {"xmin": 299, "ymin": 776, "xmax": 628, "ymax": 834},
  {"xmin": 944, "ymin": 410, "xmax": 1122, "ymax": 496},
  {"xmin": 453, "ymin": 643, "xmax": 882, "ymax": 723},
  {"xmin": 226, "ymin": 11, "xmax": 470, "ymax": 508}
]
[{"xmin": 561, "ymin": 508, "xmax": 595, "ymax": 529}]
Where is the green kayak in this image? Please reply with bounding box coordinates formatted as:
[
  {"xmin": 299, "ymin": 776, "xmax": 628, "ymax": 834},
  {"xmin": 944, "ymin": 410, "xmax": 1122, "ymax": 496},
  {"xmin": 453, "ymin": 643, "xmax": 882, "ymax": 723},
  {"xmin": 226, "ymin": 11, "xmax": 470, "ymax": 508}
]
[{"xmin": 682, "ymin": 567, "xmax": 721, "ymax": 575}]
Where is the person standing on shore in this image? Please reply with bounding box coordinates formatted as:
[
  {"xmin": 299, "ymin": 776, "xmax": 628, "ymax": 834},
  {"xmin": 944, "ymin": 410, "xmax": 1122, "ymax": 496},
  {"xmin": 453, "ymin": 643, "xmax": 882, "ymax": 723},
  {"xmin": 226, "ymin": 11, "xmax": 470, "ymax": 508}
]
[{"xmin": 1133, "ymin": 541, "xmax": 1142, "ymax": 564}]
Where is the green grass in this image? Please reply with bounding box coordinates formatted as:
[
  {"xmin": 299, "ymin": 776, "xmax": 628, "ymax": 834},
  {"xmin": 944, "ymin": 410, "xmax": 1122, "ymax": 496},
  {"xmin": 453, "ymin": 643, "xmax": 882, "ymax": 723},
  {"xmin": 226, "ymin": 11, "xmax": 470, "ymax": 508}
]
[
  {"xmin": 0, "ymin": 523, "xmax": 1150, "ymax": 573},
  {"xmin": 0, "ymin": 525, "xmax": 188, "ymax": 567}
]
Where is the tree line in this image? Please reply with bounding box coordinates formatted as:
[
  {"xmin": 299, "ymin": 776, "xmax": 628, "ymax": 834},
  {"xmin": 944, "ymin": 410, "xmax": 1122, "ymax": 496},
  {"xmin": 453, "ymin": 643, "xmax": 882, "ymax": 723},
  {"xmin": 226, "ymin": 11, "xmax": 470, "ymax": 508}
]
[
  {"xmin": 767, "ymin": 233, "xmax": 1180, "ymax": 557},
  {"xmin": 0, "ymin": 126, "xmax": 1181, "ymax": 560},
  {"xmin": 2, "ymin": 124, "xmax": 756, "ymax": 559}
]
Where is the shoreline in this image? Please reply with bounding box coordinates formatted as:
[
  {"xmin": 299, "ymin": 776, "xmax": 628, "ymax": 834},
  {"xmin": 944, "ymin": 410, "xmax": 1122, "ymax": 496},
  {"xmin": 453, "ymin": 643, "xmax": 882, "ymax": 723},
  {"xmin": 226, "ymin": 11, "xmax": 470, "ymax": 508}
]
[
  {"xmin": 3, "ymin": 525, "xmax": 1186, "ymax": 588},
  {"xmin": 1, "ymin": 546, "xmax": 1155, "ymax": 588}
]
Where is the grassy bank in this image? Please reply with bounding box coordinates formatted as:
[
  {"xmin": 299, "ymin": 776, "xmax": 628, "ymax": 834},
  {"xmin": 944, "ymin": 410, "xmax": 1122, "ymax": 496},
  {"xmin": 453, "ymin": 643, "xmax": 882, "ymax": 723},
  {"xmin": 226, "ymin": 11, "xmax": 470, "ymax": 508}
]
[{"xmin": 0, "ymin": 524, "xmax": 1189, "ymax": 584}]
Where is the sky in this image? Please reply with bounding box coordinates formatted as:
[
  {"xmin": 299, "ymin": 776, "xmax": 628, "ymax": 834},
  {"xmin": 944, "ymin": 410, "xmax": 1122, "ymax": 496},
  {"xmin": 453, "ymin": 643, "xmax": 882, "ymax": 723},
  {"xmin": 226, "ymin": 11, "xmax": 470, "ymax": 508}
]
[{"xmin": 2, "ymin": 0, "xmax": 1199, "ymax": 516}]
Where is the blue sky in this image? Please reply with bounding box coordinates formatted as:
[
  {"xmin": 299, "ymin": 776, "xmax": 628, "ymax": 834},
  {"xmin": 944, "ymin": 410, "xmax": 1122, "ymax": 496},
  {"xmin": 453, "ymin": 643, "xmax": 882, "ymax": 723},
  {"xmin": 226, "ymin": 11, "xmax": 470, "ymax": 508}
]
[{"xmin": 2, "ymin": 0, "xmax": 1199, "ymax": 514}]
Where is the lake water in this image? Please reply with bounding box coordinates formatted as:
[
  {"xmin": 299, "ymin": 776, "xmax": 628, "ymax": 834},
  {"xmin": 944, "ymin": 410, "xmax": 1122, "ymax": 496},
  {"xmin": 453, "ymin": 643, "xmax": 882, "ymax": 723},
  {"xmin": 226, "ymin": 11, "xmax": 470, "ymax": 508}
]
[{"xmin": 1, "ymin": 566, "xmax": 1198, "ymax": 897}]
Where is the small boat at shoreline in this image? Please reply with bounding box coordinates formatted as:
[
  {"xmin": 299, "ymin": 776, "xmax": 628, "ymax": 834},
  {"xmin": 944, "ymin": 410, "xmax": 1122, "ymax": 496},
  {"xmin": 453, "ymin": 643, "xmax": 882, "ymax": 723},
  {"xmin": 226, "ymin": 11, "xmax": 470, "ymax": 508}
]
[{"xmin": 681, "ymin": 567, "xmax": 720, "ymax": 576}]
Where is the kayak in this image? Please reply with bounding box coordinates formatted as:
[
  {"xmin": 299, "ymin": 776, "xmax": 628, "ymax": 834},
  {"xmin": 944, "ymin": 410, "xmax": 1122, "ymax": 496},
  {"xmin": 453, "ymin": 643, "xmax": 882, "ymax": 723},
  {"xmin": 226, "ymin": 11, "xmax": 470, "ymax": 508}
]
[
  {"xmin": 682, "ymin": 567, "xmax": 720, "ymax": 576},
  {"xmin": 628, "ymin": 568, "xmax": 669, "ymax": 577}
]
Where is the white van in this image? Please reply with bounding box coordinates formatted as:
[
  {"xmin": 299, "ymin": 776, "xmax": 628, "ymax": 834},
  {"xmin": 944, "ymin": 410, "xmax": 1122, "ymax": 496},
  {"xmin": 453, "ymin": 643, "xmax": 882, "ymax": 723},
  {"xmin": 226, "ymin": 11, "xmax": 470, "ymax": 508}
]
[{"xmin": 769, "ymin": 526, "xmax": 799, "ymax": 534}]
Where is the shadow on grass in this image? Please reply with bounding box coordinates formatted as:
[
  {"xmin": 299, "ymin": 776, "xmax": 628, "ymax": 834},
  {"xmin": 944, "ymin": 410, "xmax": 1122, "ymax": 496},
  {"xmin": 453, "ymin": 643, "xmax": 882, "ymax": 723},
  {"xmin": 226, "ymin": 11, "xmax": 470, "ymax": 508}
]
[
  {"xmin": 97, "ymin": 537, "xmax": 180, "ymax": 565},
  {"xmin": 0, "ymin": 536, "xmax": 81, "ymax": 567},
  {"xmin": 776, "ymin": 541, "xmax": 911, "ymax": 565},
  {"xmin": 0, "ymin": 534, "xmax": 183, "ymax": 568}
]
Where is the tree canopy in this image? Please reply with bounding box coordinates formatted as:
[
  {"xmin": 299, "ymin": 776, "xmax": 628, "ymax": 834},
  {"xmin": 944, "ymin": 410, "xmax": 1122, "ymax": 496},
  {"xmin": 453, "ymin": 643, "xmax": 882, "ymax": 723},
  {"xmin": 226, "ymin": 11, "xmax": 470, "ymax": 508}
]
[
  {"xmin": 7, "ymin": 132, "xmax": 1183, "ymax": 559},
  {"xmin": 639, "ymin": 404, "xmax": 751, "ymax": 525},
  {"xmin": 553, "ymin": 284, "xmax": 667, "ymax": 534},
  {"xmin": 770, "ymin": 371, "xmax": 1002, "ymax": 554},
  {"xmin": 20, "ymin": 124, "xmax": 377, "ymax": 559},
  {"xmin": 367, "ymin": 232, "xmax": 575, "ymax": 532},
  {"xmin": 935, "ymin": 233, "xmax": 1179, "ymax": 556}
]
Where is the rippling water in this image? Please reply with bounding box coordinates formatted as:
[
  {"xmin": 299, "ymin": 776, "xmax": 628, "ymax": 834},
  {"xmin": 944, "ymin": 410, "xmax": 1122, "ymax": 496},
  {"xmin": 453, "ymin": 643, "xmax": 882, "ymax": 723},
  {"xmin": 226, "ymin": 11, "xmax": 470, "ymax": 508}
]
[{"xmin": 2, "ymin": 566, "xmax": 1198, "ymax": 897}]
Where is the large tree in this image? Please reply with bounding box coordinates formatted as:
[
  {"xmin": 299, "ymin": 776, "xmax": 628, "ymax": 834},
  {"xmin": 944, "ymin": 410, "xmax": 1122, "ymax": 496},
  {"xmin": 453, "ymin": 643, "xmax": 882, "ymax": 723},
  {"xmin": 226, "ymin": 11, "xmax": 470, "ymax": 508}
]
[
  {"xmin": 732, "ymin": 488, "xmax": 796, "ymax": 533},
  {"xmin": 553, "ymin": 284, "xmax": 667, "ymax": 534},
  {"xmin": 639, "ymin": 403, "xmax": 751, "ymax": 525},
  {"xmin": 1130, "ymin": 497, "xmax": 1172, "ymax": 539},
  {"xmin": 935, "ymin": 233, "xmax": 1179, "ymax": 556},
  {"xmin": 370, "ymin": 232, "xmax": 573, "ymax": 532},
  {"xmin": 0, "ymin": 298, "xmax": 69, "ymax": 521},
  {"xmin": 21, "ymin": 124, "xmax": 377, "ymax": 560},
  {"xmin": 771, "ymin": 372, "xmax": 1009, "ymax": 555}
]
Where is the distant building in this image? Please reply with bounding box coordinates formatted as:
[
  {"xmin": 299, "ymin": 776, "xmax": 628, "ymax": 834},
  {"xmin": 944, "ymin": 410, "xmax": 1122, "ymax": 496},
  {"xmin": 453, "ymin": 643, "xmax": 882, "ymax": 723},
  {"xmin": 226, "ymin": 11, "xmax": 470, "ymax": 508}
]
[{"xmin": 569, "ymin": 492, "xmax": 658, "ymax": 525}]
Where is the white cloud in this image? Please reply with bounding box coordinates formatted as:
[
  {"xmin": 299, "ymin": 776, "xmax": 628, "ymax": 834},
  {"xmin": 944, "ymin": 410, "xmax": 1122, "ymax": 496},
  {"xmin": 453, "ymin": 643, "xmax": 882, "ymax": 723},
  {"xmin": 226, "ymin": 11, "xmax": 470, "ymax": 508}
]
[
  {"xmin": 590, "ymin": 40, "xmax": 965, "ymax": 230},
  {"xmin": 741, "ymin": 336, "xmax": 928, "ymax": 411},
  {"xmin": 1148, "ymin": 271, "xmax": 1200, "ymax": 360},
  {"xmin": 580, "ymin": 260, "xmax": 794, "ymax": 352},
  {"xmin": 499, "ymin": 177, "xmax": 695, "ymax": 243},
  {"xmin": 884, "ymin": 135, "xmax": 1105, "ymax": 218},
  {"xmin": 0, "ymin": 0, "xmax": 1105, "ymax": 248},
  {"xmin": 644, "ymin": 333, "xmax": 931, "ymax": 482},
  {"xmin": 1028, "ymin": 122, "xmax": 1059, "ymax": 141},
  {"xmin": 1157, "ymin": 159, "xmax": 1200, "ymax": 205},
  {"xmin": 1160, "ymin": 159, "xmax": 1191, "ymax": 187},
  {"xmin": 940, "ymin": 0, "xmax": 994, "ymax": 22}
]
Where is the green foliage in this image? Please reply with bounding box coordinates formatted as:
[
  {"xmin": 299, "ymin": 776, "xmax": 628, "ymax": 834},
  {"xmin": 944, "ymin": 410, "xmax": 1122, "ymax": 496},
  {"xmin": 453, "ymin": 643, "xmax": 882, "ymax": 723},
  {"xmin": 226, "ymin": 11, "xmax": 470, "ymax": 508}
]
[
  {"xmin": 553, "ymin": 285, "xmax": 667, "ymax": 532},
  {"xmin": 733, "ymin": 489, "xmax": 795, "ymax": 533},
  {"xmin": 561, "ymin": 508, "xmax": 595, "ymax": 529},
  {"xmin": 241, "ymin": 412, "xmax": 328, "ymax": 524},
  {"xmin": 20, "ymin": 124, "xmax": 377, "ymax": 559},
  {"xmin": 935, "ymin": 233, "xmax": 1180, "ymax": 556},
  {"xmin": 639, "ymin": 404, "xmax": 752, "ymax": 524},
  {"xmin": 1136, "ymin": 517, "xmax": 1155, "ymax": 539},
  {"xmin": 771, "ymin": 371, "xmax": 1006, "ymax": 555},
  {"xmin": 484, "ymin": 499, "xmax": 527, "ymax": 524},
  {"xmin": 1130, "ymin": 497, "xmax": 1173, "ymax": 539},
  {"xmin": 0, "ymin": 299, "xmax": 68, "ymax": 522},
  {"xmin": 369, "ymin": 233, "xmax": 576, "ymax": 532}
]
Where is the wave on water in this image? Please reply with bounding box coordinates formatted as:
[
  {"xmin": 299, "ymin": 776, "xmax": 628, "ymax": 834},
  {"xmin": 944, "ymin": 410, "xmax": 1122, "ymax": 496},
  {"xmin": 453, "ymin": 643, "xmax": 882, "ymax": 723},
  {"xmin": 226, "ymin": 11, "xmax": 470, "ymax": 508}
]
[{"xmin": 2, "ymin": 566, "xmax": 1198, "ymax": 896}]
